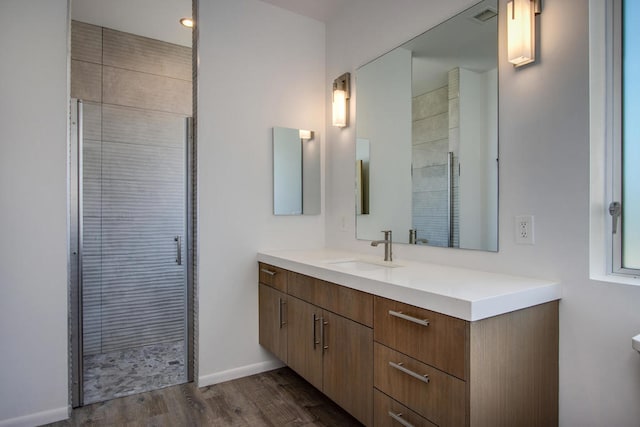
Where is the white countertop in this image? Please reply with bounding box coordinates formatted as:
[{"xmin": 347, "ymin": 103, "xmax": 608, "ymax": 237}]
[{"xmin": 257, "ymin": 249, "xmax": 560, "ymax": 321}]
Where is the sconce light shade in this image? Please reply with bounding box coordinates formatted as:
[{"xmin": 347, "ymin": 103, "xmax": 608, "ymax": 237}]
[
  {"xmin": 299, "ymin": 129, "xmax": 313, "ymax": 140},
  {"xmin": 507, "ymin": 0, "xmax": 539, "ymax": 67},
  {"xmin": 332, "ymin": 73, "xmax": 350, "ymax": 127}
]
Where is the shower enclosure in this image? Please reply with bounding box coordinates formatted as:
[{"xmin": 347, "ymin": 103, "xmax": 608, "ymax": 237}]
[{"xmin": 69, "ymin": 21, "xmax": 193, "ymax": 406}]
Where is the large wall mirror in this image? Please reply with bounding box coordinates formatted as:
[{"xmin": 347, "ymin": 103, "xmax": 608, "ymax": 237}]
[
  {"xmin": 273, "ymin": 127, "xmax": 321, "ymax": 215},
  {"xmin": 355, "ymin": 0, "xmax": 498, "ymax": 251}
]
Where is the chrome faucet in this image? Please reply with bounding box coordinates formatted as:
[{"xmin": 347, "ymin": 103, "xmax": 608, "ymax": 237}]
[
  {"xmin": 371, "ymin": 230, "xmax": 392, "ymax": 262},
  {"xmin": 409, "ymin": 229, "xmax": 428, "ymax": 245}
]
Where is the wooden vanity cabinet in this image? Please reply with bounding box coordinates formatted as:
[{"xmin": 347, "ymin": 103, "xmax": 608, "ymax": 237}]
[
  {"xmin": 258, "ymin": 263, "xmax": 288, "ymax": 362},
  {"xmin": 258, "ymin": 263, "xmax": 559, "ymax": 427},
  {"xmin": 374, "ymin": 296, "xmax": 559, "ymax": 427},
  {"xmin": 258, "ymin": 266, "xmax": 373, "ymax": 426}
]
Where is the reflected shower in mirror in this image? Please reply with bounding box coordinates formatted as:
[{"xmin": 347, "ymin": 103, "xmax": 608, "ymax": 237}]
[
  {"xmin": 273, "ymin": 127, "xmax": 320, "ymax": 215},
  {"xmin": 355, "ymin": 0, "xmax": 498, "ymax": 251}
]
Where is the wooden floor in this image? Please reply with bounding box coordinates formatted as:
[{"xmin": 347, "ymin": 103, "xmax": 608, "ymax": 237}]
[{"xmin": 44, "ymin": 367, "xmax": 362, "ymax": 426}]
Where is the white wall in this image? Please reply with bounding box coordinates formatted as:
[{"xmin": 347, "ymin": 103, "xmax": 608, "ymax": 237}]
[
  {"xmin": 459, "ymin": 67, "xmax": 497, "ymax": 251},
  {"xmin": 355, "ymin": 47, "xmax": 412, "ymax": 242},
  {"xmin": 0, "ymin": 1, "xmax": 69, "ymax": 426},
  {"xmin": 325, "ymin": 0, "xmax": 640, "ymax": 425},
  {"xmin": 197, "ymin": 0, "xmax": 326, "ymax": 385}
]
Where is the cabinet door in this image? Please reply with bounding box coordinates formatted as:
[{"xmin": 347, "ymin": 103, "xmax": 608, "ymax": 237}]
[
  {"xmin": 258, "ymin": 283, "xmax": 287, "ymax": 362},
  {"xmin": 287, "ymin": 296, "xmax": 323, "ymax": 390},
  {"xmin": 322, "ymin": 310, "xmax": 373, "ymax": 426}
]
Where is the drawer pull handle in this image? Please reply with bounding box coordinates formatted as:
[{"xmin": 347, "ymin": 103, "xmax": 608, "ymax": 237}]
[
  {"xmin": 389, "ymin": 310, "xmax": 429, "ymax": 327},
  {"xmin": 389, "ymin": 361, "xmax": 430, "ymax": 384},
  {"xmin": 388, "ymin": 411, "xmax": 415, "ymax": 427},
  {"xmin": 260, "ymin": 268, "xmax": 277, "ymax": 276}
]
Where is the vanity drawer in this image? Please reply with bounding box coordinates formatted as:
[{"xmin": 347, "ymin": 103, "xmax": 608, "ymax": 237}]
[
  {"xmin": 374, "ymin": 343, "xmax": 466, "ymax": 427},
  {"xmin": 289, "ymin": 273, "xmax": 373, "ymax": 326},
  {"xmin": 374, "ymin": 296, "xmax": 468, "ymax": 380},
  {"xmin": 374, "ymin": 389, "xmax": 437, "ymax": 427},
  {"xmin": 316, "ymin": 280, "xmax": 373, "ymax": 327},
  {"xmin": 258, "ymin": 263, "xmax": 288, "ymax": 292},
  {"xmin": 287, "ymin": 271, "xmax": 317, "ymax": 304}
]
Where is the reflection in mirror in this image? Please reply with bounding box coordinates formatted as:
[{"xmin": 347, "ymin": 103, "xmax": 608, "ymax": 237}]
[
  {"xmin": 355, "ymin": 0, "xmax": 498, "ymax": 251},
  {"xmin": 356, "ymin": 139, "xmax": 370, "ymax": 215},
  {"xmin": 273, "ymin": 127, "xmax": 320, "ymax": 215}
]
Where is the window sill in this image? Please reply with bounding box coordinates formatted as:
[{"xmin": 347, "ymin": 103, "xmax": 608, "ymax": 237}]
[{"xmin": 590, "ymin": 272, "xmax": 640, "ymax": 287}]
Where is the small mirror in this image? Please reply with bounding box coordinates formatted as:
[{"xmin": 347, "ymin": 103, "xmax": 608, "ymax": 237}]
[
  {"xmin": 273, "ymin": 127, "xmax": 320, "ymax": 215},
  {"xmin": 355, "ymin": 0, "xmax": 498, "ymax": 251}
]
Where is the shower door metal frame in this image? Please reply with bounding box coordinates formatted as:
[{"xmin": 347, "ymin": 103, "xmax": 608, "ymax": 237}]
[
  {"xmin": 69, "ymin": 101, "xmax": 195, "ymax": 408},
  {"xmin": 70, "ymin": 99, "xmax": 84, "ymax": 407}
]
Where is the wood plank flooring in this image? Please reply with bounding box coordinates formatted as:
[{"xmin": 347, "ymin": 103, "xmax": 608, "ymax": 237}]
[{"xmin": 44, "ymin": 368, "xmax": 363, "ymax": 426}]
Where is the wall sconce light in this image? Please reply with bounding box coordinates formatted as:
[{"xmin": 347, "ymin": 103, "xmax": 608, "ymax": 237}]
[
  {"xmin": 507, "ymin": 0, "xmax": 541, "ymax": 67},
  {"xmin": 332, "ymin": 73, "xmax": 351, "ymax": 127},
  {"xmin": 299, "ymin": 129, "xmax": 313, "ymax": 140}
]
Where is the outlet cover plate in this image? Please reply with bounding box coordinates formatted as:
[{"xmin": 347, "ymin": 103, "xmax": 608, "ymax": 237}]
[{"xmin": 515, "ymin": 215, "xmax": 535, "ymax": 245}]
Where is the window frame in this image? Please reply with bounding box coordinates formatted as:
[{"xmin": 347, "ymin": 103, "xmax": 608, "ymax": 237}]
[{"xmin": 589, "ymin": 0, "xmax": 640, "ymax": 283}]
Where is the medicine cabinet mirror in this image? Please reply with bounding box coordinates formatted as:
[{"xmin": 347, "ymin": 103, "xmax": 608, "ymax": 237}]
[
  {"xmin": 355, "ymin": 0, "xmax": 498, "ymax": 251},
  {"xmin": 273, "ymin": 126, "xmax": 320, "ymax": 215}
]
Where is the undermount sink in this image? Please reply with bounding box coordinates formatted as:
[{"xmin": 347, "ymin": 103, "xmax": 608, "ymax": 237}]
[{"xmin": 327, "ymin": 259, "xmax": 402, "ymax": 271}]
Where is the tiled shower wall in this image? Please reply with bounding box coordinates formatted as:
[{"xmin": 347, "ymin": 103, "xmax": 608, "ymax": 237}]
[
  {"xmin": 411, "ymin": 69, "xmax": 461, "ymax": 248},
  {"xmin": 71, "ymin": 21, "xmax": 192, "ymax": 355}
]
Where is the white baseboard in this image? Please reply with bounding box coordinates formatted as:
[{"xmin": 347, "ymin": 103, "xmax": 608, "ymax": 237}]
[
  {"xmin": 198, "ymin": 359, "xmax": 285, "ymax": 388},
  {"xmin": 0, "ymin": 406, "xmax": 68, "ymax": 427}
]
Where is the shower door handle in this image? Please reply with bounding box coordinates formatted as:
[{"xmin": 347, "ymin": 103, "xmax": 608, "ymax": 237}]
[{"xmin": 175, "ymin": 235, "xmax": 182, "ymax": 265}]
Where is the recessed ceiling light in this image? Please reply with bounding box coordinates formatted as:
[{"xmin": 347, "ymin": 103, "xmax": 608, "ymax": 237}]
[{"xmin": 180, "ymin": 17, "xmax": 194, "ymax": 28}]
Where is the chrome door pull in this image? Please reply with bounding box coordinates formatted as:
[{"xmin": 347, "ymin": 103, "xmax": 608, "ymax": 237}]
[
  {"xmin": 175, "ymin": 235, "xmax": 182, "ymax": 265},
  {"xmin": 321, "ymin": 318, "xmax": 328, "ymax": 352},
  {"xmin": 278, "ymin": 298, "xmax": 286, "ymax": 328},
  {"xmin": 389, "ymin": 310, "xmax": 429, "ymax": 327},
  {"xmin": 260, "ymin": 268, "xmax": 277, "ymax": 276},
  {"xmin": 313, "ymin": 314, "xmax": 320, "ymax": 349},
  {"xmin": 389, "ymin": 361, "xmax": 430, "ymax": 384},
  {"xmin": 388, "ymin": 411, "xmax": 415, "ymax": 427}
]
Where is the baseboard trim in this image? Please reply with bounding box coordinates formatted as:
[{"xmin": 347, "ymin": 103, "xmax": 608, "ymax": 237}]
[
  {"xmin": 0, "ymin": 406, "xmax": 68, "ymax": 427},
  {"xmin": 198, "ymin": 359, "xmax": 285, "ymax": 388}
]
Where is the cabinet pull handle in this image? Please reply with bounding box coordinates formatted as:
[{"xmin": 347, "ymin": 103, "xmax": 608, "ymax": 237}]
[
  {"xmin": 389, "ymin": 361, "xmax": 430, "ymax": 384},
  {"xmin": 313, "ymin": 314, "xmax": 320, "ymax": 349},
  {"xmin": 278, "ymin": 298, "xmax": 286, "ymax": 328},
  {"xmin": 388, "ymin": 411, "xmax": 415, "ymax": 427},
  {"xmin": 321, "ymin": 317, "xmax": 328, "ymax": 352},
  {"xmin": 260, "ymin": 268, "xmax": 277, "ymax": 276},
  {"xmin": 389, "ymin": 310, "xmax": 429, "ymax": 327}
]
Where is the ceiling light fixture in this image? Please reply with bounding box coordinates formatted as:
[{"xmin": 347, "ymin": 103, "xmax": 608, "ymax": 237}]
[{"xmin": 180, "ymin": 17, "xmax": 194, "ymax": 28}]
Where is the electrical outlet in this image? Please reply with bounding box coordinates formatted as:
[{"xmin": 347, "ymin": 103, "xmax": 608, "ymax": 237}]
[{"xmin": 515, "ymin": 215, "xmax": 534, "ymax": 245}]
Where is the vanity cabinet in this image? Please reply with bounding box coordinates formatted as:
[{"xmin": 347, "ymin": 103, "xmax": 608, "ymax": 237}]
[
  {"xmin": 258, "ymin": 262, "xmax": 559, "ymax": 427},
  {"xmin": 374, "ymin": 295, "xmax": 559, "ymax": 427},
  {"xmin": 258, "ymin": 263, "xmax": 289, "ymax": 363},
  {"xmin": 258, "ymin": 265, "xmax": 373, "ymax": 426},
  {"xmin": 258, "ymin": 283, "xmax": 287, "ymax": 362}
]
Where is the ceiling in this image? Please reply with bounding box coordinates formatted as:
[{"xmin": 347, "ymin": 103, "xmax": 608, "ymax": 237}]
[
  {"xmin": 71, "ymin": 0, "xmax": 192, "ymax": 46},
  {"xmin": 257, "ymin": 0, "xmax": 344, "ymax": 23}
]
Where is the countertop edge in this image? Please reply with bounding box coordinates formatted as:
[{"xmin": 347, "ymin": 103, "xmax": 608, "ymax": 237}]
[{"xmin": 257, "ymin": 251, "xmax": 561, "ymax": 322}]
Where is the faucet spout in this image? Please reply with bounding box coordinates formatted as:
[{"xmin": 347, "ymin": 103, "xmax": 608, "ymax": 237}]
[{"xmin": 372, "ymin": 230, "xmax": 393, "ymax": 261}]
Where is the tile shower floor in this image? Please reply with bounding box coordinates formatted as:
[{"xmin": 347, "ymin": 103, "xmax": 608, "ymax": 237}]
[{"xmin": 83, "ymin": 340, "xmax": 187, "ymax": 405}]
